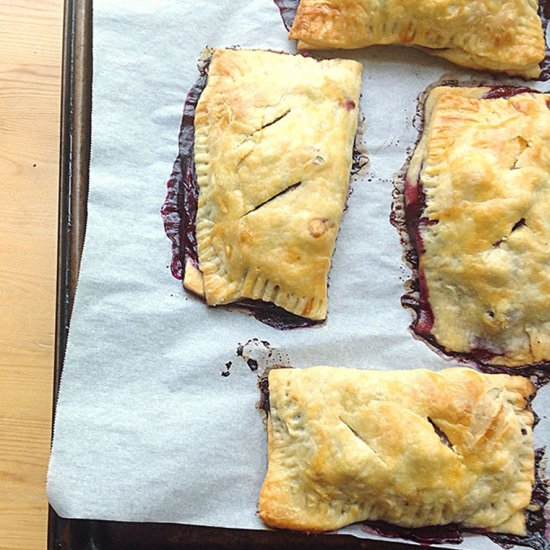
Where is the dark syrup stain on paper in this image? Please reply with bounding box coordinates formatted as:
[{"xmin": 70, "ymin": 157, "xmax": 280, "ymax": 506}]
[
  {"xmin": 221, "ymin": 339, "xmax": 291, "ymax": 378},
  {"xmin": 221, "ymin": 339, "xmax": 292, "ymax": 420},
  {"xmin": 539, "ymin": 0, "xmax": 550, "ymax": 81},
  {"xmin": 273, "ymin": 0, "xmax": 300, "ymax": 31}
]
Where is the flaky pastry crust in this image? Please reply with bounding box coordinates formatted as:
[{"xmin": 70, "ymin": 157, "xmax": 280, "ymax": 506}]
[
  {"xmin": 190, "ymin": 49, "xmax": 362, "ymax": 320},
  {"xmin": 407, "ymin": 87, "xmax": 550, "ymax": 366},
  {"xmin": 289, "ymin": 0, "xmax": 545, "ymax": 78},
  {"xmin": 259, "ymin": 366, "xmax": 535, "ymax": 534}
]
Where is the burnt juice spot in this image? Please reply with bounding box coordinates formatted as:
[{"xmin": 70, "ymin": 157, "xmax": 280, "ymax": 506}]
[
  {"xmin": 235, "ymin": 339, "xmax": 291, "ymax": 377},
  {"xmin": 237, "ymin": 299, "xmax": 319, "ymax": 330},
  {"xmin": 224, "ymin": 339, "xmax": 292, "ymax": 414},
  {"xmin": 351, "ymin": 141, "xmax": 368, "ymax": 176},
  {"xmin": 362, "ymin": 521, "xmax": 464, "ymax": 546},
  {"xmin": 220, "ymin": 361, "xmax": 233, "ymax": 377},
  {"xmin": 258, "ymin": 373, "xmax": 271, "ymax": 415},
  {"xmin": 341, "ymin": 98, "xmax": 356, "ymax": 111},
  {"xmin": 482, "ymin": 86, "xmax": 540, "ymax": 100},
  {"xmin": 539, "ymin": 0, "xmax": 550, "ymax": 81},
  {"xmin": 273, "ymin": 0, "xmax": 300, "ymax": 31},
  {"xmin": 246, "ymin": 358, "xmax": 259, "ymax": 371}
]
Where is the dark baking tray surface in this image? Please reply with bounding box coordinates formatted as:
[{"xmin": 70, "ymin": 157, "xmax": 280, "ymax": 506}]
[{"xmin": 49, "ymin": 1, "xmax": 434, "ymax": 548}]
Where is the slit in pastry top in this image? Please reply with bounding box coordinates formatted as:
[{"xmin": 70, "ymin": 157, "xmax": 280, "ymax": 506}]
[
  {"xmin": 187, "ymin": 49, "xmax": 362, "ymax": 321},
  {"xmin": 288, "ymin": 0, "xmax": 546, "ymax": 79}
]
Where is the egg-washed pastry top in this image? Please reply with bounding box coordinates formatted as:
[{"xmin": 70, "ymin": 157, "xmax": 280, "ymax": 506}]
[
  {"xmin": 406, "ymin": 86, "xmax": 550, "ymax": 367},
  {"xmin": 186, "ymin": 49, "xmax": 362, "ymax": 321},
  {"xmin": 288, "ymin": 0, "xmax": 546, "ymax": 78},
  {"xmin": 259, "ymin": 366, "xmax": 535, "ymax": 534}
]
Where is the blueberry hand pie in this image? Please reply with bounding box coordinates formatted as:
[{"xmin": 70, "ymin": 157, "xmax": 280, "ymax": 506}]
[
  {"xmin": 406, "ymin": 86, "xmax": 550, "ymax": 367},
  {"xmin": 288, "ymin": 0, "xmax": 546, "ymax": 78},
  {"xmin": 186, "ymin": 49, "xmax": 362, "ymax": 321},
  {"xmin": 259, "ymin": 366, "xmax": 535, "ymax": 534}
]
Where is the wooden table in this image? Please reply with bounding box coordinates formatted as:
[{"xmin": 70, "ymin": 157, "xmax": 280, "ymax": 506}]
[{"xmin": 0, "ymin": 1, "xmax": 64, "ymax": 548}]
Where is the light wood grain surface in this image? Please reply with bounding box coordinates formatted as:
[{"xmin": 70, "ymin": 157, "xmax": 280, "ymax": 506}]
[{"xmin": 0, "ymin": 0, "xmax": 64, "ymax": 548}]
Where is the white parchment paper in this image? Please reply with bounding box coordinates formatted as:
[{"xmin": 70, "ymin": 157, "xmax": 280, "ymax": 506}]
[{"xmin": 47, "ymin": 1, "xmax": 550, "ymax": 548}]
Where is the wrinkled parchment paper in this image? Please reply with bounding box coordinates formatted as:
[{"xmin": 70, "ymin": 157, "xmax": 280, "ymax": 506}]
[{"xmin": 47, "ymin": 1, "xmax": 550, "ymax": 548}]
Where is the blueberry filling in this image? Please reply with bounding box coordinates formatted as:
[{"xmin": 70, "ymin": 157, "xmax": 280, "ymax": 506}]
[
  {"xmin": 482, "ymin": 86, "xmax": 544, "ymax": 100},
  {"xmin": 273, "ymin": 0, "xmax": 301, "ymax": 31},
  {"xmin": 540, "ymin": 0, "xmax": 550, "ymax": 81},
  {"xmin": 161, "ymin": 56, "xmax": 209, "ymax": 280}
]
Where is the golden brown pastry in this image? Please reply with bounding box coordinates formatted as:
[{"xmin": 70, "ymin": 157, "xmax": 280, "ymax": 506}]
[
  {"xmin": 289, "ymin": 0, "xmax": 545, "ymax": 78},
  {"xmin": 259, "ymin": 366, "xmax": 535, "ymax": 534},
  {"xmin": 407, "ymin": 86, "xmax": 550, "ymax": 367},
  {"xmin": 188, "ymin": 49, "xmax": 362, "ymax": 320}
]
